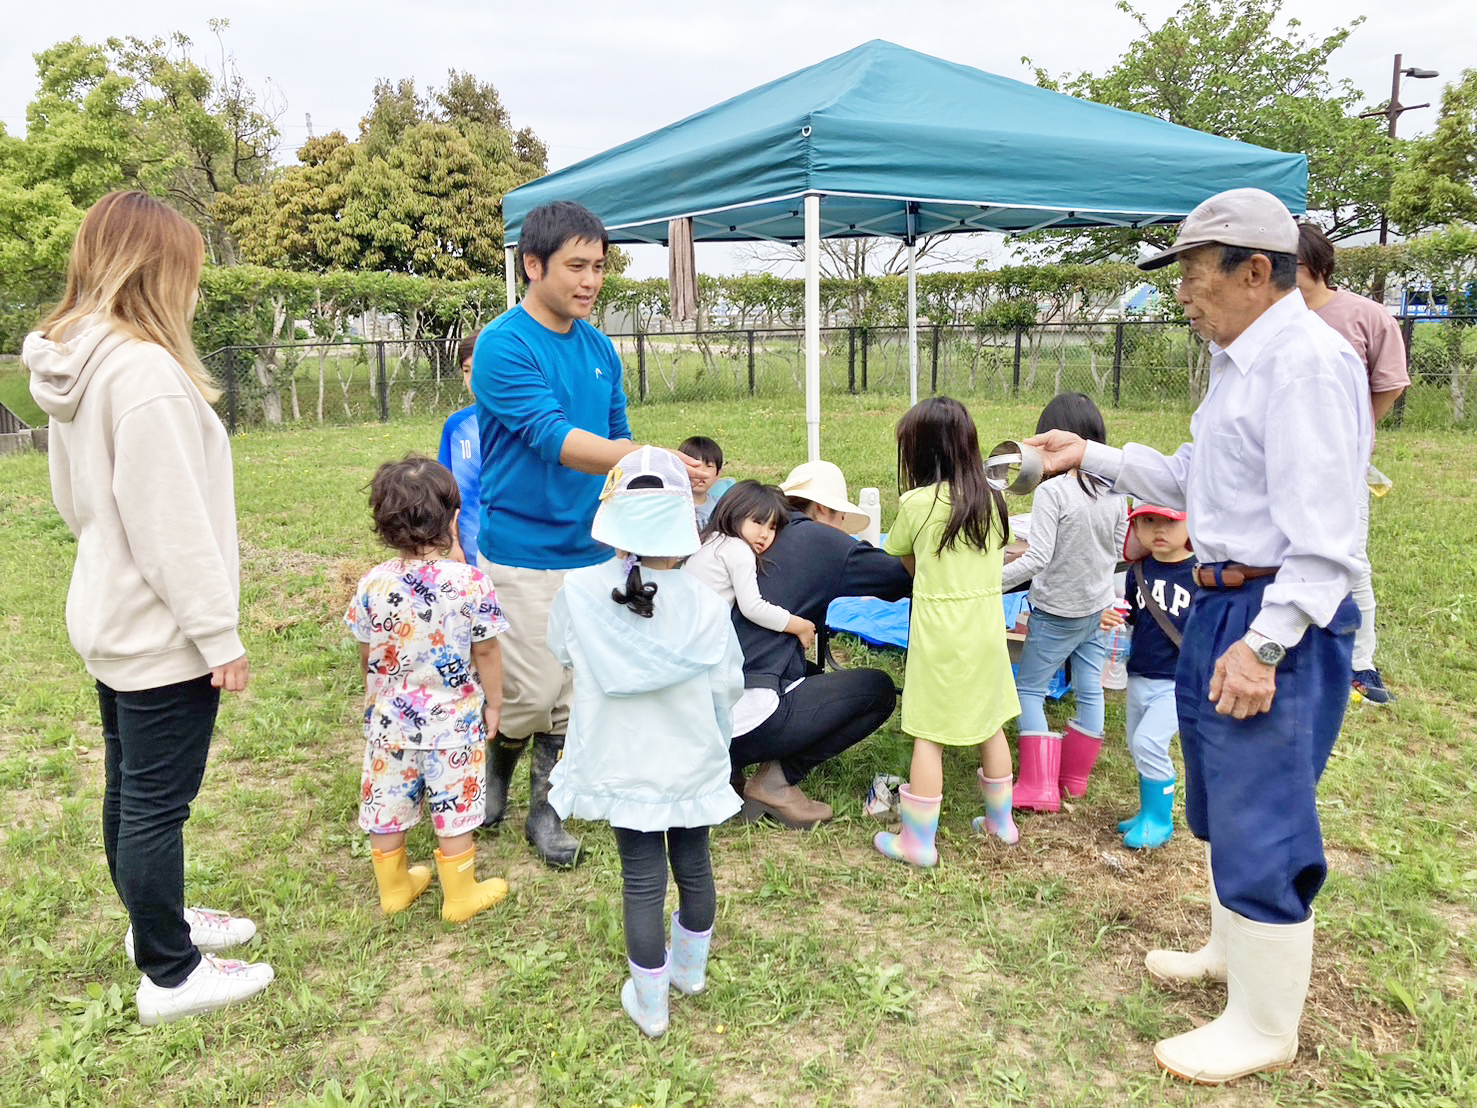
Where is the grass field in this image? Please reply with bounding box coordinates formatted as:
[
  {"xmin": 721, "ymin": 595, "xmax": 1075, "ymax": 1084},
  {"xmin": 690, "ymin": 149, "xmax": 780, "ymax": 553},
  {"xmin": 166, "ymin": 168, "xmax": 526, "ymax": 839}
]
[{"xmin": 1, "ymin": 392, "xmax": 1474, "ymax": 1107}]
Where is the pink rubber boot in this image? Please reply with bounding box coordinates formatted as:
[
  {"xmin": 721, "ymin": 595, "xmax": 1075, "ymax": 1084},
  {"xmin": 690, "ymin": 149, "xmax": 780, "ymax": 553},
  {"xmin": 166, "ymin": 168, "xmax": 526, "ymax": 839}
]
[
  {"xmin": 1012, "ymin": 732, "xmax": 1062, "ymax": 812},
  {"xmin": 1059, "ymin": 720, "xmax": 1104, "ymax": 798}
]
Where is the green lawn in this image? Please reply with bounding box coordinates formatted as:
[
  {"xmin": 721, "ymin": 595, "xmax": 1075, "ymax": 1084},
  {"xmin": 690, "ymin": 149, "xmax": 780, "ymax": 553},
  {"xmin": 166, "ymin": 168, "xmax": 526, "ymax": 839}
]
[{"xmin": 0, "ymin": 394, "xmax": 1473, "ymax": 1106}]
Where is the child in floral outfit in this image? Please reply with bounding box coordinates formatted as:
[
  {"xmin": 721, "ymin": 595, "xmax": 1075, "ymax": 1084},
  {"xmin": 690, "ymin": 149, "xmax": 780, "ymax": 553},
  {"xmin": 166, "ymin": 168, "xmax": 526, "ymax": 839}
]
[{"xmin": 345, "ymin": 454, "xmax": 511, "ymax": 922}]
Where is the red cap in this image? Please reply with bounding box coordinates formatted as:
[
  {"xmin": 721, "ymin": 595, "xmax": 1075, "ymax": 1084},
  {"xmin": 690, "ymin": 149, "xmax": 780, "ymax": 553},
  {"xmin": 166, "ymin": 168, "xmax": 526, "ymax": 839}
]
[
  {"xmin": 1128, "ymin": 504, "xmax": 1187, "ymax": 523},
  {"xmin": 1124, "ymin": 503, "xmax": 1192, "ymax": 560}
]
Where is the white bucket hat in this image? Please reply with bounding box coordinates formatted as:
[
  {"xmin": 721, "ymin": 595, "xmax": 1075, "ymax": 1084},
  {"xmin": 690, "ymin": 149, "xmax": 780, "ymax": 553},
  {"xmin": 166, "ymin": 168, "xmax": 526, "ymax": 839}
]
[
  {"xmin": 1138, "ymin": 187, "xmax": 1299, "ymax": 271},
  {"xmin": 591, "ymin": 446, "xmax": 700, "ymax": 557},
  {"xmin": 779, "ymin": 460, "xmax": 869, "ymax": 535}
]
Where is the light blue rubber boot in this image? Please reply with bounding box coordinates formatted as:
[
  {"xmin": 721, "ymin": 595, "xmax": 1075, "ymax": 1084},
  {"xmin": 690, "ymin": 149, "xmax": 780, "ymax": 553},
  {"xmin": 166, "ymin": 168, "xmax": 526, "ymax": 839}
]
[
  {"xmin": 1123, "ymin": 776, "xmax": 1175, "ymax": 850},
  {"xmin": 669, "ymin": 911, "xmax": 713, "ymax": 996},
  {"xmin": 620, "ymin": 957, "xmax": 670, "ymax": 1037},
  {"xmin": 1117, "ymin": 770, "xmax": 1148, "ymax": 834}
]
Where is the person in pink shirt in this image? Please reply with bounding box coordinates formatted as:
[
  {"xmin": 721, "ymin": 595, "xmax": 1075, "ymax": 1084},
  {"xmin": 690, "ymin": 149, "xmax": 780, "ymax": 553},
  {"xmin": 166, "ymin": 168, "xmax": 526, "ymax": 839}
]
[{"xmin": 1296, "ymin": 222, "xmax": 1411, "ymax": 705}]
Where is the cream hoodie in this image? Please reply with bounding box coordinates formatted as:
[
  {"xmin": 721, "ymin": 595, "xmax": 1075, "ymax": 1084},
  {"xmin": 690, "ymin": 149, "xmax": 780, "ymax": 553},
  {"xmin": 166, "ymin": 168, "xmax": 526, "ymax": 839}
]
[{"xmin": 25, "ymin": 318, "xmax": 244, "ymax": 691}]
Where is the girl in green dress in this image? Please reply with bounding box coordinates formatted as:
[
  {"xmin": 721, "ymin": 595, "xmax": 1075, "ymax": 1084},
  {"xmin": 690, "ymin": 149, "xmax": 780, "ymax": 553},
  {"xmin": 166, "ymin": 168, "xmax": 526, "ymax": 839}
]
[{"xmin": 876, "ymin": 397, "xmax": 1022, "ymax": 867}]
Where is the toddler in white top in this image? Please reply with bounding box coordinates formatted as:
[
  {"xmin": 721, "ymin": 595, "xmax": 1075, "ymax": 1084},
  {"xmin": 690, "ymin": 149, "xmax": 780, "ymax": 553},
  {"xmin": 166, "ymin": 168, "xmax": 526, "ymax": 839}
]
[{"xmin": 683, "ymin": 480, "xmax": 816, "ymax": 649}]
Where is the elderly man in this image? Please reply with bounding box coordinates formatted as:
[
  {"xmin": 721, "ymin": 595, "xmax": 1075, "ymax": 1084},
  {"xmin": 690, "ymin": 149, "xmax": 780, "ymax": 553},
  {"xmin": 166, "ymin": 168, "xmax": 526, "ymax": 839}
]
[{"xmin": 1028, "ymin": 188, "xmax": 1370, "ymax": 1084}]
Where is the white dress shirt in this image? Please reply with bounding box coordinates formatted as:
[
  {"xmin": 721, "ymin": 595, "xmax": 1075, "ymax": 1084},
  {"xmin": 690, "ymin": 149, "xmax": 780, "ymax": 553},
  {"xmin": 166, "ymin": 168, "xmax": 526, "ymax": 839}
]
[{"xmin": 1081, "ymin": 289, "xmax": 1371, "ymax": 647}]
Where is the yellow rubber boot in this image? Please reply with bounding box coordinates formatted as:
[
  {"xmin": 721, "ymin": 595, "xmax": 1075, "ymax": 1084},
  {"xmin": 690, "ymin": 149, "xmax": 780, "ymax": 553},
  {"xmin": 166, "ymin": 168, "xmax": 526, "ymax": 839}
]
[
  {"xmin": 370, "ymin": 846, "xmax": 433, "ymax": 915},
  {"xmin": 434, "ymin": 846, "xmax": 509, "ymax": 923}
]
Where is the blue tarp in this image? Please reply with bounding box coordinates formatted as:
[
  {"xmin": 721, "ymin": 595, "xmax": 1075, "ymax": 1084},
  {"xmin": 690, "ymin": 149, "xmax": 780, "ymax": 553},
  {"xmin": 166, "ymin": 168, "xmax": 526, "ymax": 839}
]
[
  {"xmin": 504, "ymin": 39, "xmax": 1307, "ymax": 246},
  {"xmin": 826, "ymin": 592, "xmax": 1071, "ymax": 699}
]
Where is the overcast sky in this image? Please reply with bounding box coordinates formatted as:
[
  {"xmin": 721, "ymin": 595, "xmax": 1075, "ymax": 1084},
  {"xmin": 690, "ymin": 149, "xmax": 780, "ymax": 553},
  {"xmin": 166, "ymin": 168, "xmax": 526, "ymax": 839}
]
[{"xmin": 3, "ymin": 1, "xmax": 1466, "ymax": 277}]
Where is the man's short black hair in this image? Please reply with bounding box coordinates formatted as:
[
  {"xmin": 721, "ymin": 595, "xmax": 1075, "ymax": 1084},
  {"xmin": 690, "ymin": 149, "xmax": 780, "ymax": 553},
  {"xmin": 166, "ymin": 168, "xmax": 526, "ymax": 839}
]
[
  {"xmin": 516, "ymin": 201, "xmax": 608, "ymax": 283},
  {"xmin": 678, "ymin": 435, "xmax": 723, "ymax": 470},
  {"xmin": 1296, "ymin": 223, "xmax": 1337, "ymax": 287},
  {"xmin": 1218, "ymin": 245, "xmax": 1298, "ymax": 291}
]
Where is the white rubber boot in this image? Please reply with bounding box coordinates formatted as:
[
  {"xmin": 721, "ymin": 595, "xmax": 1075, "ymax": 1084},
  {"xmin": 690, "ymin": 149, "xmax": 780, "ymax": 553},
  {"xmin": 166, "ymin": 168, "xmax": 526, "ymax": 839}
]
[
  {"xmin": 1146, "ymin": 842, "xmax": 1228, "ymax": 984},
  {"xmin": 1154, "ymin": 910, "xmax": 1313, "ymax": 1084}
]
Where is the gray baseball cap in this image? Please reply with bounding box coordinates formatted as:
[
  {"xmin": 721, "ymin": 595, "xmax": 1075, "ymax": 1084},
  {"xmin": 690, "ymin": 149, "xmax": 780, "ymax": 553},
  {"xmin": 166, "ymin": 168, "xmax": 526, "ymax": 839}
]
[{"xmin": 1138, "ymin": 188, "xmax": 1300, "ymax": 271}]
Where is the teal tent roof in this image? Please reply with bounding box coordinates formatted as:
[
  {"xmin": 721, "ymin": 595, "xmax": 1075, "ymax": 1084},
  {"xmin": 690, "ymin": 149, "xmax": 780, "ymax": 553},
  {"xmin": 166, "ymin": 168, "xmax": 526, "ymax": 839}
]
[{"xmin": 503, "ymin": 40, "xmax": 1308, "ymax": 246}]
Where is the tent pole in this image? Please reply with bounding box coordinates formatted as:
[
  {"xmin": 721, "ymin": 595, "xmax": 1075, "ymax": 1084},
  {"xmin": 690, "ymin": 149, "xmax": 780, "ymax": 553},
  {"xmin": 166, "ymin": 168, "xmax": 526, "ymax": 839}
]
[
  {"xmin": 907, "ymin": 239, "xmax": 918, "ymax": 407},
  {"xmin": 804, "ymin": 193, "xmax": 821, "ymax": 462},
  {"xmin": 504, "ymin": 246, "xmax": 518, "ymax": 309}
]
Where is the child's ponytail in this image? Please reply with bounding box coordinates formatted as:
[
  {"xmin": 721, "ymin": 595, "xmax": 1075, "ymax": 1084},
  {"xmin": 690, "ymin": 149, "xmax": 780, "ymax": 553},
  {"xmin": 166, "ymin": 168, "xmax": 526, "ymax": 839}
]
[{"xmin": 611, "ymin": 558, "xmax": 658, "ymax": 618}]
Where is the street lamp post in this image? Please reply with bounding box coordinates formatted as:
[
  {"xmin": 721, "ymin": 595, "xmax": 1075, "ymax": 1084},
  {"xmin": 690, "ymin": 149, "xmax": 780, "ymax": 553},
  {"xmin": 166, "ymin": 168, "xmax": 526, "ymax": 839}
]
[{"xmin": 1362, "ymin": 53, "xmax": 1440, "ymax": 244}]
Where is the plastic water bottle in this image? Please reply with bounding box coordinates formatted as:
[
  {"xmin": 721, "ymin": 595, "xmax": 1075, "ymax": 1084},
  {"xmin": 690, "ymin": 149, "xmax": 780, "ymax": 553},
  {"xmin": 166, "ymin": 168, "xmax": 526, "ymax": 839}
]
[
  {"xmin": 857, "ymin": 487, "xmax": 882, "ymax": 547},
  {"xmin": 1102, "ymin": 599, "xmax": 1130, "ymax": 690},
  {"xmin": 1366, "ymin": 464, "xmax": 1393, "ymax": 499}
]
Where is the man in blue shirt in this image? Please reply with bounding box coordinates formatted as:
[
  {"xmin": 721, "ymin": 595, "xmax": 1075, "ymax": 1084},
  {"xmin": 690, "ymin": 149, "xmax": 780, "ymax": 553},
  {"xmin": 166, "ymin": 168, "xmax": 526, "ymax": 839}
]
[
  {"xmin": 473, "ymin": 201, "xmax": 701, "ymax": 867},
  {"xmin": 1029, "ymin": 189, "xmax": 1369, "ymax": 1085}
]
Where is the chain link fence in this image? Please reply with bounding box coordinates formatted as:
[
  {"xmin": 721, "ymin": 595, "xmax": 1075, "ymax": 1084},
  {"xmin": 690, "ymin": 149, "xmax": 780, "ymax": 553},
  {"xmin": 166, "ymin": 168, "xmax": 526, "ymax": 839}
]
[{"xmin": 202, "ymin": 317, "xmax": 1477, "ymax": 433}]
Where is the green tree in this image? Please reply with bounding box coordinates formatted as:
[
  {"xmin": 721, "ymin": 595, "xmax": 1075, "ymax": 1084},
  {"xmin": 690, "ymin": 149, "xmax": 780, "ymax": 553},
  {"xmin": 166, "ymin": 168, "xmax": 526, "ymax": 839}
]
[
  {"xmin": 1023, "ymin": 0, "xmax": 1395, "ymax": 258},
  {"xmin": 220, "ymin": 71, "xmax": 547, "ymax": 279},
  {"xmin": 1388, "ymin": 69, "xmax": 1477, "ymax": 232},
  {"xmin": 14, "ymin": 24, "xmax": 279, "ymax": 261},
  {"xmin": 0, "ymin": 23, "xmax": 280, "ymax": 346}
]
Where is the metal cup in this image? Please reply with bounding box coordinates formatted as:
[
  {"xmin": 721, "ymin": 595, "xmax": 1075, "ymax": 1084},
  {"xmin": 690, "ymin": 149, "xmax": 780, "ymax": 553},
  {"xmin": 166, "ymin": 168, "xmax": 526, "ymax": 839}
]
[{"xmin": 985, "ymin": 440, "xmax": 1045, "ymax": 495}]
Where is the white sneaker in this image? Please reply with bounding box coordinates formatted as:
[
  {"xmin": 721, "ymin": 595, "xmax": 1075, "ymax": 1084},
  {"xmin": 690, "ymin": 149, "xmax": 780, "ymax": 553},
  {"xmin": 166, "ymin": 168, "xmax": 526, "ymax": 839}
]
[
  {"xmin": 136, "ymin": 953, "xmax": 275, "ymax": 1026},
  {"xmin": 124, "ymin": 907, "xmax": 257, "ymax": 962}
]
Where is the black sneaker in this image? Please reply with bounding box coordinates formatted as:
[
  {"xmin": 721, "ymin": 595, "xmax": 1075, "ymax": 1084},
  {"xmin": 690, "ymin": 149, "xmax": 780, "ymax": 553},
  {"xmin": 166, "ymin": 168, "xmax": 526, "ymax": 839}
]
[{"xmin": 1352, "ymin": 669, "xmax": 1395, "ymax": 706}]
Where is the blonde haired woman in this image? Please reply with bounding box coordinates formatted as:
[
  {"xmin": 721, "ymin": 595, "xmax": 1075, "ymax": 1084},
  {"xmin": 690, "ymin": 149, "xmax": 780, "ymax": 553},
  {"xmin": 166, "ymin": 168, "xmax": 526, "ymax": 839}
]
[{"xmin": 24, "ymin": 191, "xmax": 274, "ymax": 1025}]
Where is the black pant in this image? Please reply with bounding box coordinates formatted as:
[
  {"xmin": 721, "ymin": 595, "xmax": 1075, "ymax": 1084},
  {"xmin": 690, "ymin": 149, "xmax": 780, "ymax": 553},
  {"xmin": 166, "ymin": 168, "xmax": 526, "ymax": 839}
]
[
  {"xmin": 99, "ymin": 675, "xmax": 219, "ymax": 987},
  {"xmin": 613, "ymin": 826, "xmax": 714, "ymax": 969},
  {"xmin": 730, "ymin": 668, "xmax": 897, "ymax": 784}
]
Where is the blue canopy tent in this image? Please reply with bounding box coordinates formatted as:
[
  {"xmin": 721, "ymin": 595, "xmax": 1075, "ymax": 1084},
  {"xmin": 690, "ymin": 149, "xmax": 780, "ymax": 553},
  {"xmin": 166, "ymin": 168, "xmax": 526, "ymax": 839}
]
[{"xmin": 503, "ymin": 39, "xmax": 1307, "ymax": 458}]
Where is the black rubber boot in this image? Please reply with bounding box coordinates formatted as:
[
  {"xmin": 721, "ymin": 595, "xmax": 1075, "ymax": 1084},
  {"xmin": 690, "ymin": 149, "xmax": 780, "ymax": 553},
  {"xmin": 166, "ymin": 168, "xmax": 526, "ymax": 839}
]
[
  {"xmin": 526, "ymin": 732, "xmax": 581, "ymax": 868},
  {"xmin": 481, "ymin": 734, "xmax": 528, "ymax": 829}
]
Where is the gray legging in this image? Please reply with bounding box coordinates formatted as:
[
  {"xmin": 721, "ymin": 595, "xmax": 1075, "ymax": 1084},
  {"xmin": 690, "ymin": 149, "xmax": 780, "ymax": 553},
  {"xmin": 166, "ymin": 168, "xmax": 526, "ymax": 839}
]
[{"xmin": 613, "ymin": 826, "xmax": 714, "ymax": 969}]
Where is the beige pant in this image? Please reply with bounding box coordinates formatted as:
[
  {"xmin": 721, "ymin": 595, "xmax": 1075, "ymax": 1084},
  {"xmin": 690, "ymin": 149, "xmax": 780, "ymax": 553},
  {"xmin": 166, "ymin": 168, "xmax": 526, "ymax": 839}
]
[{"xmin": 482, "ymin": 562, "xmax": 574, "ymax": 740}]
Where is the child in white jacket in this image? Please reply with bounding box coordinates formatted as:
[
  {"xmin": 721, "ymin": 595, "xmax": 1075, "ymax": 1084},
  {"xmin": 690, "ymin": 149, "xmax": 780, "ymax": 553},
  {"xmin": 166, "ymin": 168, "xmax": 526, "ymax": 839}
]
[{"xmin": 547, "ymin": 447, "xmax": 745, "ymax": 1039}]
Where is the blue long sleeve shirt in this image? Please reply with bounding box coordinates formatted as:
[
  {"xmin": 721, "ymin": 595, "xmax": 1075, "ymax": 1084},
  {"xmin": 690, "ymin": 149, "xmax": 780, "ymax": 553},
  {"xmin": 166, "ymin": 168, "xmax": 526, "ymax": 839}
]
[{"xmin": 471, "ymin": 306, "xmax": 632, "ymax": 570}]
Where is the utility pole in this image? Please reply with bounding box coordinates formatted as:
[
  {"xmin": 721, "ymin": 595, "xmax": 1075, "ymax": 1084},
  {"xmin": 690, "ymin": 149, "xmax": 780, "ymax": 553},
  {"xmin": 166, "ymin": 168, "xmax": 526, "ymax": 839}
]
[{"xmin": 1361, "ymin": 54, "xmax": 1439, "ymax": 244}]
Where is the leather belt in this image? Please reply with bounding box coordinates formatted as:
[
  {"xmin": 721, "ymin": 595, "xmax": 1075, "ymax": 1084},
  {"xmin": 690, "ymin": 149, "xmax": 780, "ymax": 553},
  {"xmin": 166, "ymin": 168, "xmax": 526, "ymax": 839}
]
[{"xmin": 1192, "ymin": 563, "xmax": 1279, "ymax": 589}]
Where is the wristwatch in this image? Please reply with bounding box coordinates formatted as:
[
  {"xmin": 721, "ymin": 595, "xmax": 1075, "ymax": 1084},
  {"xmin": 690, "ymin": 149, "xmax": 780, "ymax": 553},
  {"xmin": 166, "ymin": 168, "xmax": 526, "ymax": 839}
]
[{"xmin": 1241, "ymin": 629, "xmax": 1287, "ymax": 667}]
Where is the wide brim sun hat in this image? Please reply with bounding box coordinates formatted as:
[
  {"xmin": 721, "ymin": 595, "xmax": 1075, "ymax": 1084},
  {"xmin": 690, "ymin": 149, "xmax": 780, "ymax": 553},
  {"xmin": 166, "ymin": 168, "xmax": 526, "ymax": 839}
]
[
  {"xmin": 591, "ymin": 445, "xmax": 701, "ymax": 558},
  {"xmin": 779, "ymin": 460, "xmax": 869, "ymax": 535}
]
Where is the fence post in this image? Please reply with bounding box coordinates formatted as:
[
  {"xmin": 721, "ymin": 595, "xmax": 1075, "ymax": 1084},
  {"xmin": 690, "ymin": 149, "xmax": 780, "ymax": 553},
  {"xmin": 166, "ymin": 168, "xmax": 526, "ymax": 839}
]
[
  {"xmin": 747, "ymin": 330, "xmax": 756, "ymax": 396},
  {"xmin": 1012, "ymin": 325, "xmax": 1023, "ymax": 396},
  {"xmin": 376, "ymin": 342, "xmax": 389, "ymax": 422},
  {"xmin": 1112, "ymin": 322, "xmax": 1125, "ymax": 408},
  {"xmin": 929, "ymin": 325, "xmax": 941, "ymax": 394},
  {"xmin": 636, "ymin": 333, "xmax": 648, "ymax": 402},
  {"xmin": 224, "ymin": 348, "xmax": 238, "ymax": 434},
  {"xmin": 1394, "ymin": 316, "xmax": 1416, "ymax": 429},
  {"xmin": 860, "ymin": 327, "xmax": 869, "ymax": 392},
  {"xmin": 847, "ymin": 327, "xmax": 857, "ymax": 394}
]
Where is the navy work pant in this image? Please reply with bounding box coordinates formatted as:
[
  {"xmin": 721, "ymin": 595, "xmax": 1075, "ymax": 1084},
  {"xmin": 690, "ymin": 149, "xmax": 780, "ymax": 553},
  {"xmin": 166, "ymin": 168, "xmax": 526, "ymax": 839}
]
[
  {"xmin": 1175, "ymin": 572, "xmax": 1357, "ymax": 925},
  {"xmin": 99, "ymin": 675, "xmax": 219, "ymax": 987}
]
